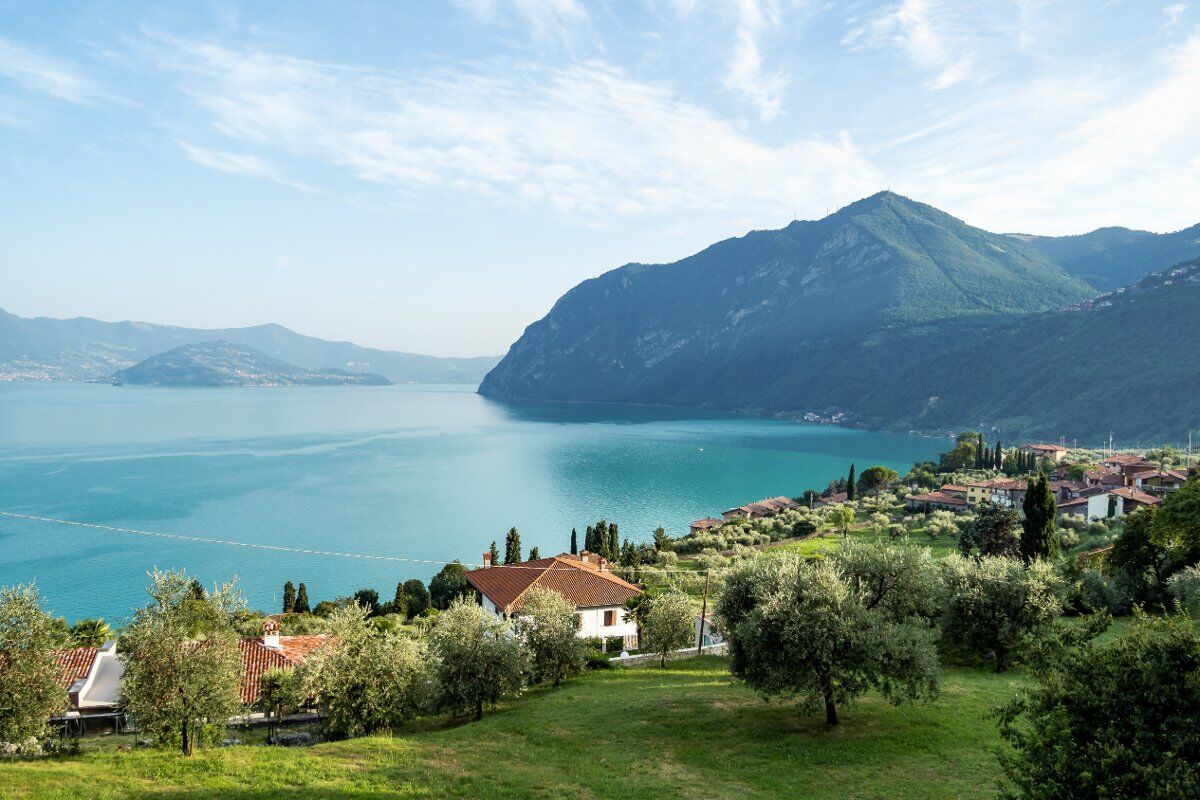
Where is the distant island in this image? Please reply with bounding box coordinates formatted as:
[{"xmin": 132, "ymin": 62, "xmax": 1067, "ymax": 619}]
[{"xmin": 111, "ymin": 341, "xmax": 392, "ymax": 387}]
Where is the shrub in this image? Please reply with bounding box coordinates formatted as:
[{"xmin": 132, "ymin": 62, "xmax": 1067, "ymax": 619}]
[
  {"xmin": 938, "ymin": 555, "xmax": 1063, "ymax": 671},
  {"xmin": 998, "ymin": 614, "xmax": 1200, "ymax": 799},
  {"xmin": 1167, "ymin": 565, "xmax": 1200, "ymax": 612}
]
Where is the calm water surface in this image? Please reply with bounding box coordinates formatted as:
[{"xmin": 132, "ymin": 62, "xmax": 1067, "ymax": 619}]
[{"xmin": 0, "ymin": 383, "xmax": 943, "ymax": 621}]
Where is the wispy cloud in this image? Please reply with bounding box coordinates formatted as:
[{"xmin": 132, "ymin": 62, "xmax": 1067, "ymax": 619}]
[
  {"xmin": 179, "ymin": 142, "xmax": 312, "ymax": 191},
  {"xmin": 884, "ymin": 27, "xmax": 1200, "ymax": 232},
  {"xmin": 1164, "ymin": 3, "xmax": 1190, "ymax": 28},
  {"xmin": 722, "ymin": 0, "xmax": 790, "ymax": 121},
  {"xmin": 0, "ymin": 37, "xmax": 98, "ymax": 103},
  {"xmin": 454, "ymin": 0, "xmax": 589, "ymax": 42},
  {"xmin": 844, "ymin": 0, "xmax": 976, "ymax": 90},
  {"xmin": 156, "ymin": 37, "xmax": 881, "ymax": 220}
]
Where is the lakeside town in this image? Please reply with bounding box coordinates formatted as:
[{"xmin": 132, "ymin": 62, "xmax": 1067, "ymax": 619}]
[{"xmin": 5, "ymin": 432, "xmax": 1194, "ymax": 780}]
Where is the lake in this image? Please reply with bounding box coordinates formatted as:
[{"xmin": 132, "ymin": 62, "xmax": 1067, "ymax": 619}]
[{"xmin": 0, "ymin": 383, "xmax": 944, "ymax": 622}]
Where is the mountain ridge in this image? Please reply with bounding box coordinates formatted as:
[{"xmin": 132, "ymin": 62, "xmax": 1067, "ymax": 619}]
[
  {"xmin": 480, "ymin": 192, "xmax": 1200, "ymax": 441},
  {"xmin": 0, "ymin": 309, "xmax": 500, "ymax": 384}
]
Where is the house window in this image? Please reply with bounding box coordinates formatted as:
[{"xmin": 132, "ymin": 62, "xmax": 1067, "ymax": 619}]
[
  {"xmin": 603, "ymin": 610, "xmax": 616, "ymax": 626},
  {"xmin": 575, "ymin": 614, "xmax": 583, "ymax": 630}
]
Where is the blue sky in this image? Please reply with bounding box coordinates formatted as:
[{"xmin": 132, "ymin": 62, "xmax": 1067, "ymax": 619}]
[{"xmin": 2, "ymin": 1, "xmax": 1198, "ymax": 356}]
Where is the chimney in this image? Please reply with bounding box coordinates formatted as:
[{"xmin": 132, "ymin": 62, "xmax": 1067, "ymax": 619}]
[
  {"xmin": 262, "ymin": 618, "xmax": 281, "ymax": 649},
  {"xmin": 482, "ymin": 551, "xmax": 493, "ymax": 568},
  {"xmin": 579, "ymin": 550, "xmax": 591, "ymax": 564},
  {"xmin": 598, "ymin": 557, "xmax": 608, "ymax": 573}
]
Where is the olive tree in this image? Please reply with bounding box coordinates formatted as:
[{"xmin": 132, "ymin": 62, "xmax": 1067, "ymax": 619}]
[
  {"xmin": 832, "ymin": 538, "xmax": 942, "ymax": 622},
  {"xmin": 120, "ymin": 569, "xmax": 245, "ymax": 755},
  {"xmin": 0, "ymin": 584, "xmax": 68, "ymax": 750},
  {"xmin": 296, "ymin": 604, "xmax": 428, "ymax": 739},
  {"xmin": 718, "ymin": 554, "xmax": 940, "ymax": 726},
  {"xmin": 258, "ymin": 668, "xmax": 302, "ymax": 739},
  {"xmin": 826, "ymin": 505, "xmax": 856, "ymax": 538},
  {"xmin": 938, "ymin": 555, "xmax": 1063, "ymax": 672},
  {"xmin": 514, "ymin": 587, "xmax": 584, "ymax": 686},
  {"xmin": 642, "ymin": 591, "xmax": 694, "ymax": 667},
  {"xmin": 429, "ymin": 599, "xmax": 526, "ymax": 721},
  {"xmin": 998, "ymin": 613, "xmax": 1200, "ymax": 799}
]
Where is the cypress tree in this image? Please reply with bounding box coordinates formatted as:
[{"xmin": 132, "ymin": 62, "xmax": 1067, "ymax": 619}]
[
  {"xmin": 994, "ymin": 440, "xmax": 1003, "ymax": 469},
  {"xmin": 584, "ymin": 524, "xmax": 599, "ymax": 553},
  {"xmin": 504, "ymin": 527, "xmax": 521, "ymax": 564},
  {"xmin": 282, "ymin": 581, "xmax": 296, "ymax": 614},
  {"xmin": 975, "ymin": 441, "xmax": 983, "ymax": 469},
  {"xmin": 488, "ymin": 540, "xmax": 500, "ymax": 565},
  {"xmin": 528, "ymin": 546, "xmax": 540, "ymax": 560},
  {"xmin": 846, "ymin": 464, "xmax": 857, "ymax": 501},
  {"xmin": 294, "ymin": 583, "xmax": 310, "ymax": 614},
  {"xmin": 1020, "ymin": 474, "xmax": 1059, "ymax": 563},
  {"xmin": 607, "ymin": 523, "xmax": 620, "ymax": 562},
  {"xmin": 570, "ymin": 528, "xmax": 578, "ymax": 555}
]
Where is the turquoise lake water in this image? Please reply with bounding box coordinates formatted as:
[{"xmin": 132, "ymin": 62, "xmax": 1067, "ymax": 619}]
[{"xmin": 0, "ymin": 383, "xmax": 944, "ymax": 622}]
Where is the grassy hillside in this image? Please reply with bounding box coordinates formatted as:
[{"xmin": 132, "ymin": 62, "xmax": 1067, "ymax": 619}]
[{"xmin": 2, "ymin": 657, "xmax": 1019, "ymax": 800}]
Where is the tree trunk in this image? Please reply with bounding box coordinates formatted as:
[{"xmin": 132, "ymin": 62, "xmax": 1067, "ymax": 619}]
[
  {"xmin": 475, "ymin": 701, "xmax": 483, "ymax": 721},
  {"xmin": 995, "ymin": 647, "xmax": 1008, "ymax": 673},
  {"xmin": 821, "ymin": 674, "xmax": 839, "ymax": 726},
  {"xmin": 181, "ymin": 719, "xmax": 191, "ymax": 756}
]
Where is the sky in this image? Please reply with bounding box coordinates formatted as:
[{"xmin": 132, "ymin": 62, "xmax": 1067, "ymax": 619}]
[{"xmin": 1, "ymin": 1, "xmax": 1198, "ymax": 356}]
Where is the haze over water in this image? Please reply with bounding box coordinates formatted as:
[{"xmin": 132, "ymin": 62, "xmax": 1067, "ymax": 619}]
[{"xmin": 0, "ymin": 383, "xmax": 942, "ymax": 622}]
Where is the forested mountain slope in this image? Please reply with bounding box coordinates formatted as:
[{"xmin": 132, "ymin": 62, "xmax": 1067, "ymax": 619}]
[{"xmin": 480, "ymin": 192, "xmax": 1094, "ymax": 409}]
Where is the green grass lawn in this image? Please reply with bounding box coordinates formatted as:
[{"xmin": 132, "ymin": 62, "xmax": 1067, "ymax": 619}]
[{"xmin": 1, "ymin": 657, "xmax": 1022, "ymax": 800}]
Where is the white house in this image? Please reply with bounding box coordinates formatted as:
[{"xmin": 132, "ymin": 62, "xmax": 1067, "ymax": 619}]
[
  {"xmin": 1056, "ymin": 492, "xmax": 1121, "ymax": 522},
  {"xmin": 465, "ymin": 551, "xmax": 643, "ymax": 648}
]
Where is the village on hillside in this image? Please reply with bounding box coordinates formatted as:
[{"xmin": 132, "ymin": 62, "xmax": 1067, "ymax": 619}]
[{"xmin": 4, "ymin": 430, "xmax": 1200, "ymax": 800}]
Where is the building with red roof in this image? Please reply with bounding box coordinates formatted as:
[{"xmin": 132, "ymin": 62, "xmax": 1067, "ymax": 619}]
[{"xmin": 466, "ymin": 551, "xmax": 642, "ymax": 647}]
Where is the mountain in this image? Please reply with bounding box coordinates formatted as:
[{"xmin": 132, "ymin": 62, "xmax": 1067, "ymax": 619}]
[
  {"xmin": 0, "ymin": 311, "xmax": 500, "ymax": 384},
  {"xmin": 1018, "ymin": 223, "xmax": 1200, "ymax": 292},
  {"xmin": 852, "ymin": 258, "xmax": 1200, "ymax": 441},
  {"xmin": 480, "ymin": 192, "xmax": 1096, "ymax": 410},
  {"xmin": 112, "ymin": 341, "xmax": 392, "ymax": 387}
]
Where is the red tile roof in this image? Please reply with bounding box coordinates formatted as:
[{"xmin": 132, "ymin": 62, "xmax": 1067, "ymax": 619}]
[
  {"xmin": 1026, "ymin": 443, "xmax": 1068, "ymax": 452},
  {"xmin": 1102, "ymin": 454, "xmax": 1146, "ymax": 466},
  {"xmin": 54, "ymin": 647, "xmax": 98, "ymax": 689},
  {"xmin": 1111, "ymin": 486, "xmax": 1162, "ymax": 506},
  {"xmin": 239, "ymin": 635, "xmax": 332, "ymax": 705},
  {"xmin": 908, "ymin": 491, "xmax": 968, "ymax": 506},
  {"xmin": 465, "ymin": 553, "xmax": 643, "ymax": 614},
  {"xmin": 690, "ymin": 517, "xmax": 724, "ymax": 531}
]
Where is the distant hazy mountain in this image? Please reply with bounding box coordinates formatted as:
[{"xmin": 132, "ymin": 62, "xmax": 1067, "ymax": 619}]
[
  {"xmin": 113, "ymin": 341, "xmax": 392, "ymax": 387},
  {"xmin": 480, "ymin": 191, "xmax": 1095, "ymax": 408},
  {"xmin": 1018, "ymin": 223, "xmax": 1200, "ymax": 292},
  {"xmin": 855, "ymin": 258, "xmax": 1200, "ymax": 441},
  {"xmin": 0, "ymin": 310, "xmax": 499, "ymax": 384}
]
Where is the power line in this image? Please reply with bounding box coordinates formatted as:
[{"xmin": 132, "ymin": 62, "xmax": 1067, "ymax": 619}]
[{"xmin": 0, "ymin": 510, "xmax": 709, "ymax": 574}]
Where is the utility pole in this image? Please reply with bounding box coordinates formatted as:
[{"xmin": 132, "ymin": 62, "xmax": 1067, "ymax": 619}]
[{"xmin": 696, "ymin": 570, "xmax": 711, "ymax": 655}]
